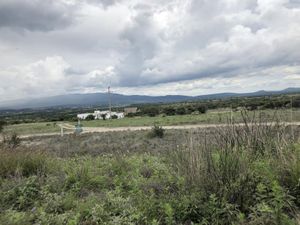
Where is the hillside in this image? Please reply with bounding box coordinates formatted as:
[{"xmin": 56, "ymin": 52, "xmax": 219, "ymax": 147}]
[{"xmin": 0, "ymin": 88, "xmax": 299, "ymax": 109}]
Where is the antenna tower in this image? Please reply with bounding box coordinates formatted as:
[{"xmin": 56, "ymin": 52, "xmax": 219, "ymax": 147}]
[{"xmin": 108, "ymin": 86, "xmax": 112, "ymax": 119}]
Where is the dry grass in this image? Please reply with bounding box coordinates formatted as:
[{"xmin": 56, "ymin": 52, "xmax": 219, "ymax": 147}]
[{"xmin": 0, "ymin": 148, "xmax": 52, "ymax": 178}]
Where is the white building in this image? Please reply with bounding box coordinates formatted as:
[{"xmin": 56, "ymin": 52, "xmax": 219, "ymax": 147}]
[
  {"xmin": 77, "ymin": 113, "xmax": 93, "ymax": 120},
  {"xmin": 77, "ymin": 111, "xmax": 124, "ymax": 120}
]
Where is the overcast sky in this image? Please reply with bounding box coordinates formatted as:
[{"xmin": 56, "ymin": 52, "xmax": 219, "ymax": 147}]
[{"xmin": 0, "ymin": 0, "xmax": 300, "ymax": 101}]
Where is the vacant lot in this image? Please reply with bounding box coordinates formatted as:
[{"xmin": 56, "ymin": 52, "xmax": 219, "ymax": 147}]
[
  {"xmin": 81, "ymin": 109, "xmax": 300, "ymax": 127},
  {"xmin": 4, "ymin": 109, "xmax": 300, "ymax": 136},
  {"xmin": 1, "ymin": 117, "xmax": 300, "ymax": 224},
  {"xmin": 3, "ymin": 122, "xmax": 59, "ymax": 136}
]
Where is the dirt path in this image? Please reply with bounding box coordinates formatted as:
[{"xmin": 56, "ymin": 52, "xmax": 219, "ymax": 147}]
[{"xmin": 17, "ymin": 121, "xmax": 300, "ymax": 139}]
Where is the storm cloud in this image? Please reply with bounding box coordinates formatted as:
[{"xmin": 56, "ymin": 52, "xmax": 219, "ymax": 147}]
[{"xmin": 0, "ymin": 0, "xmax": 299, "ymax": 101}]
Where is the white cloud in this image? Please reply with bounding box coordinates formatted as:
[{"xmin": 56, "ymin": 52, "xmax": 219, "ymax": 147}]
[
  {"xmin": 0, "ymin": 0, "xmax": 300, "ymax": 101},
  {"xmin": 0, "ymin": 56, "xmax": 118, "ymax": 101}
]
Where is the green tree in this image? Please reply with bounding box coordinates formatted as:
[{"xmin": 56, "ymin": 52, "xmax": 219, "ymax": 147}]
[
  {"xmin": 163, "ymin": 107, "xmax": 176, "ymax": 116},
  {"xmin": 176, "ymin": 107, "xmax": 186, "ymax": 115},
  {"xmin": 101, "ymin": 114, "xmax": 107, "ymax": 120},
  {"xmin": 0, "ymin": 120, "xmax": 6, "ymax": 133},
  {"xmin": 85, "ymin": 114, "xmax": 95, "ymax": 120},
  {"xmin": 142, "ymin": 107, "xmax": 160, "ymax": 117},
  {"xmin": 197, "ymin": 105, "xmax": 207, "ymax": 114}
]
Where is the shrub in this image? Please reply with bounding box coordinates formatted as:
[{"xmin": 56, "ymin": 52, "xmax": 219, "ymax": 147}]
[
  {"xmin": 163, "ymin": 107, "xmax": 176, "ymax": 116},
  {"xmin": 126, "ymin": 112, "xmax": 136, "ymax": 117},
  {"xmin": 111, "ymin": 115, "xmax": 118, "ymax": 119},
  {"xmin": 85, "ymin": 114, "xmax": 95, "ymax": 120},
  {"xmin": 176, "ymin": 107, "xmax": 186, "ymax": 115},
  {"xmin": 101, "ymin": 114, "xmax": 106, "ymax": 120},
  {"xmin": 197, "ymin": 105, "xmax": 207, "ymax": 114},
  {"xmin": 148, "ymin": 124, "xmax": 165, "ymax": 138},
  {"xmin": 142, "ymin": 107, "xmax": 160, "ymax": 117}
]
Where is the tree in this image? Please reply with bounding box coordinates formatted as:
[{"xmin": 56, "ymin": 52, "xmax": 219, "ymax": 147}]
[
  {"xmin": 163, "ymin": 107, "xmax": 176, "ymax": 116},
  {"xmin": 126, "ymin": 112, "xmax": 136, "ymax": 118},
  {"xmin": 85, "ymin": 114, "xmax": 95, "ymax": 120},
  {"xmin": 101, "ymin": 114, "xmax": 107, "ymax": 120},
  {"xmin": 176, "ymin": 107, "xmax": 186, "ymax": 115},
  {"xmin": 111, "ymin": 115, "xmax": 118, "ymax": 119},
  {"xmin": 142, "ymin": 107, "xmax": 160, "ymax": 117},
  {"xmin": 197, "ymin": 105, "xmax": 207, "ymax": 114}
]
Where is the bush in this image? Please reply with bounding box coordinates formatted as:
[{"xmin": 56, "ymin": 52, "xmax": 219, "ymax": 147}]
[
  {"xmin": 142, "ymin": 107, "xmax": 160, "ymax": 117},
  {"xmin": 85, "ymin": 114, "xmax": 95, "ymax": 120},
  {"xmin": 176, "ymin": 107, "xmax": 186, "ymax": 115},
  {"xmin": 126, "ymin": 112, "xmax": 136, "ymax": 118},
  {"xmin": 101, "ymin": 114, "xmax": 106, "ymax": 120},
  {"xmin": 163, "ymin": 107, "xmax": 176, "ymax": 116},
  {"xmin": 197, "ymin": 105, "xmax": 207, "ymax": 114},
  {"xmin": 111, "ymin": 115, "xmax": 118, "ymax": 119},
  {"xmin": 148, "ymin": 124, "xmax": 165, "ymax": 138}
]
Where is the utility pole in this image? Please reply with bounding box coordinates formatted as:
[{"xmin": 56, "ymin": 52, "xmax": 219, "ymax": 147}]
[
  {"xmin": 108, "ymin": 86, "xmax": 112, "ymax": 119},
  {"xmin": 291, "ymin": 96, "xmax": 294, "ymax": 140}
]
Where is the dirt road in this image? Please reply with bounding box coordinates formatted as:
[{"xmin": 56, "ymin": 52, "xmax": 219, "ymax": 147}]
[{"xmin": 17, "ymin": 121, "xmax": 300, "ymax": 139}]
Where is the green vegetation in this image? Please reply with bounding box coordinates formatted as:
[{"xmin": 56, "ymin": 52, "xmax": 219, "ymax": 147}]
[
  {"xmin": 0, "ymin": 114, "xmax": 300, "ymax": 224},
  {"xmin": 3, "ymin": 122, "xmax": 60, "ymax": 135},
  {"xmin": 148, "ymin": 124, "xmax": 165, "ymax": 138},
  {"xmin": 134, "ymin": 93, "xmax": 300, "ymax": 117},
  {"xmin": 1, "ymin": 94, "xmax": 299, "ymax": 125},
  {"xmin": 2, "ymin": 109, "xmax": 300, "ymax": 136},
  {"xmin": 85, "ymin": 114, "xmax": 95, "ymax": 121},
  {"xmin": 0, "ymin": 120, "xmax": 6, "ymax": 133},
  {"xmin": 81, "ymin": 108, "xmax": 300, "ymax": 127}
]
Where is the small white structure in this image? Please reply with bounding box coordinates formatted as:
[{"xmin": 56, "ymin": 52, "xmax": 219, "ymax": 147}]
[
  {"xmin": 77, "ymin": 110, "xmax": 124, "ymax": 120},
  {"xmin": 111, "ymin": 112, "xmax": 125, "ymax": 119},
  {"xmin": 77, "ymin": 113, "xmax": 93, "ymax": 120},
  {"xmin": 94, "ymin": 110, "xmax": 110, "ymax": 119}
]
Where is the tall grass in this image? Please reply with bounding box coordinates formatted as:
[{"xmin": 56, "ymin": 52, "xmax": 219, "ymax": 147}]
[
  {"xmin": 0, "ymin": 111, "xmax": 299, "ymax": 224},
  {"xmin": 169, "ymin": 111, "xmax": 299, "ymax": 224},
  {"xmin": 0, "ymin": 148, "xmax": 51, "ymax": 177}
]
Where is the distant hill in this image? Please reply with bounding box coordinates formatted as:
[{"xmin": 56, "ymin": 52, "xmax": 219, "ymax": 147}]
[{"xmin": 0, "ymin": 87, "xmax": 299, "ymax": 110}]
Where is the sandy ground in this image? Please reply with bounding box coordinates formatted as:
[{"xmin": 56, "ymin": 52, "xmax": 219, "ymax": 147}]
[{"xmin": 14, "ymin": 121, "xmax": 300, "ymax": 139}]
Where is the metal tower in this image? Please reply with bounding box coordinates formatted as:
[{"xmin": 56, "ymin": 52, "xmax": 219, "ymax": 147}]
[{"xmin": 108, "ymin": 86, "xmax": 112, "ymax": 119}]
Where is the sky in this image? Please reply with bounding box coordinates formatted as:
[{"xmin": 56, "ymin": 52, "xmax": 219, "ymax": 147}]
[{"xmin": 0, "ymin": 0, "xmax": 300, "ymax": 101}]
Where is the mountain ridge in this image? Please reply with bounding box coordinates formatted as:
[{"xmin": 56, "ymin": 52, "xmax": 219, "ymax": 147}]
[{"xmin": 0, "ymin": 87, "xmax": 299, "ymax": 110}]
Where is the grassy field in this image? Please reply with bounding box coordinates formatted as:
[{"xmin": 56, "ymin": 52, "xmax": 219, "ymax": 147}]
[
  {"xmin": 80, "ymin": 109, "xmax": 300, "ymax": 127},
  {"xmin": 0, "ymin": 117, "xmax": 299, "ymax": 224},
  {"xmin": 3, "ymin": 109, "xmax": 300, "ymax": 135},
  {"xmin": 3, "ymin": 122, "xmax": 60, "ymax": 135}
]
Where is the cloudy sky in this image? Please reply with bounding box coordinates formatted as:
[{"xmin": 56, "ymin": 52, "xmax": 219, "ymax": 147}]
[{"xmin": 0, "ymin": 0, "xmax": 300, "ymax": 101}]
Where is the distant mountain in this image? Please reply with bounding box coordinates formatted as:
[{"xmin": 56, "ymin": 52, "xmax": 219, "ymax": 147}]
[{"xmin": 0, "ymin": 87, "xmax": 299, "ymax": 110}]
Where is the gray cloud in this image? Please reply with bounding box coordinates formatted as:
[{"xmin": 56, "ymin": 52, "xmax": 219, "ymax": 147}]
[
  {"xmin": 0, "ymin": 0, "xmax": 75, "ymax": 31},
  {"xmin": 0, "ymin": 0, "xmax": 300, "ymax": 101}
]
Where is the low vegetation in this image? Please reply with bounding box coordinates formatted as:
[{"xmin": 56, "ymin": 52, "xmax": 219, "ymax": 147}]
[
  {"xmin": 148, "ymin": 124, "xmax": 165, "ymax": 138},
  {"xmin": 1, "ymin": 94, "xmax": 299, "ymax": 125},
  {"xmin": 0, "ymin": 112, "xmax": 300, "ymax": 224}
]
